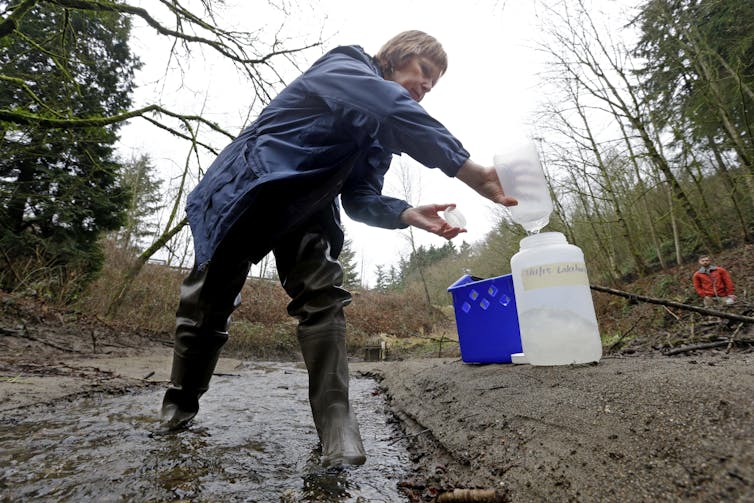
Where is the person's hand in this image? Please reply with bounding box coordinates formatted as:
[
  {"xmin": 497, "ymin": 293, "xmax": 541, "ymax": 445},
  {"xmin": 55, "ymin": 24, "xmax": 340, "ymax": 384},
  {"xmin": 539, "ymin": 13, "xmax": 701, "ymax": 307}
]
[
  {"xmin": 400, "ymin": 204, "xmax": 467, "ymax": 239},
  {"xmin": 455, "ymin": 159, "xmax": 518, "ymax": 207}
]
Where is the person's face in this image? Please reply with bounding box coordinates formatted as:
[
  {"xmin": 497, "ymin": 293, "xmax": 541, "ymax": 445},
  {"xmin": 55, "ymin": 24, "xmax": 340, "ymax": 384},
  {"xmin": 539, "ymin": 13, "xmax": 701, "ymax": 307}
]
[
  {"xmin": 699, "ymin": 256, "xmax": 711, "ymax": 267},
  {"xmin": 388, "ymin": 56, "xmax": 442, "ymax": 102}
]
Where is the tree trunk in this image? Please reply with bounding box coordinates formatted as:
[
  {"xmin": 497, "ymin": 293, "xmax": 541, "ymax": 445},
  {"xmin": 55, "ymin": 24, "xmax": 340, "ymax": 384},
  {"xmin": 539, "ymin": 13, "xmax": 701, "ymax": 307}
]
[
  {"xmin": 706, "ymin": 135, "xmax": 752, "ymax": 242},
  {"xmin": 616, "ymin": 116, "xmax": 666, "ymax": 269},
  {"xmin": 574, "ymin": 93, "xmax": 647, "ymax": 276},
  {"xmin": 667, "ymin": 184, "xmax": 682, "ymax": 265},
  {"xmin": 106, "ymin": 217, "xmax": 189, "ymax": 317}
]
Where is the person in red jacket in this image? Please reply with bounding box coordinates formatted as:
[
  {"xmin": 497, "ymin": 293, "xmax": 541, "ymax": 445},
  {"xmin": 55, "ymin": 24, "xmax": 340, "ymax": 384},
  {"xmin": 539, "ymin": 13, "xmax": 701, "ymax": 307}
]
[{"xmin": 693, "ymin": 255, "xmax": 736, "ymax": 307}]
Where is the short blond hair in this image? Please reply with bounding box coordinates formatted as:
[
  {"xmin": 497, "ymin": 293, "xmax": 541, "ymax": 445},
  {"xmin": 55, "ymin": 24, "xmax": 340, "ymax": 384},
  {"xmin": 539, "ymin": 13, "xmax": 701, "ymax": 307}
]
[{"xmin": 375, "ymin": 30, "xmax": 448, "ymax": 78}]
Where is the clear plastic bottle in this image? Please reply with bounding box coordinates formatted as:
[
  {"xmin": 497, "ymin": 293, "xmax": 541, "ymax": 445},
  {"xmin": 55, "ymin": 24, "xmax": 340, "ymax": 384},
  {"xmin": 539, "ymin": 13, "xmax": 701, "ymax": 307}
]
[
  {"xmin": 494, "ymin": 141, "xmax": 553, "ymax": 233},
  {"xmin": 510, "ymin": 232, "xmax": 602, "ymax": 365}
]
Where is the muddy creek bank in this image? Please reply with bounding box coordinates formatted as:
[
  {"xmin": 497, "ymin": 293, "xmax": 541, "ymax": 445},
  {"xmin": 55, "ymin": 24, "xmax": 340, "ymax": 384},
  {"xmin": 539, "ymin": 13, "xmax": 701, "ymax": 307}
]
[{"xmin": 355, "ymin": 354, "xmax": 754, "ymax": 502}]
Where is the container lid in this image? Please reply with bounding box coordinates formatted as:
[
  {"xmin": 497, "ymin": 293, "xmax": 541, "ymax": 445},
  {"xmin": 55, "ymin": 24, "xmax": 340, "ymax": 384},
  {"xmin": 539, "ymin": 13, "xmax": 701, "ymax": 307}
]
[
  {"xmin": 511, "ymin": 353, "xmax": 529, "ymax": 364},
  {"xmin": 443, "ymin": 207, "xmax": 466, "ymax": 228}
]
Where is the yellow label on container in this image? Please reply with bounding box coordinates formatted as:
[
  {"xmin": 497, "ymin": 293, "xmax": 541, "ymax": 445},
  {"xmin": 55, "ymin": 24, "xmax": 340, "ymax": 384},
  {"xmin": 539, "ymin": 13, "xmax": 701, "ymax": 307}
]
[{"xmin": 521, "ymin": 262, "xmax": 589, "ymax": 291}]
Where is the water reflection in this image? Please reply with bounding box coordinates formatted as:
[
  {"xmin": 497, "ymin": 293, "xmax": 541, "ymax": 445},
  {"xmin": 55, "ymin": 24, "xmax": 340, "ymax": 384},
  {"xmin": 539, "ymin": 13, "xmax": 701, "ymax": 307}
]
[{"xmin": 0, "ymin": 362, "xmax": 410, "ymax": 502}]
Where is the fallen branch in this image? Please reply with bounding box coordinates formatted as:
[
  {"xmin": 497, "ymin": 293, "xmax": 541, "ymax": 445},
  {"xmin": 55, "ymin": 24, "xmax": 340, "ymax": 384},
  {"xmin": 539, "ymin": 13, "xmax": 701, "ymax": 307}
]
[
  {"xmin": 662, "ymin": 305, "xmax": 680, "ymax": 320},
  {"xmin": 388, "ymin": 428, "xmax": 431, "ymax": 446},
  {"xmin": 664, "ymin": 339, "xmax": 754, "ymax": 356},
  {"xmin": 0, "ymin": 326, "xmax": 83, "ymax": 353},
  {"xmin": 726, "ymin": 323, "xmax": 745, "ymax": 353},
  {"xmin": 590, "ymin": 285, "xmax": 754, "ymax": 324},
  {"xmin": 0, "ymin": 326, "xmax": 25, "ymax": 337},
  {"xmin": 437, "ymin": 488, "xmax": 507, "ymax": 502},
  {"xmin": 0, "ymin": 374, "xmax": 25, "ymax": 383},
  {"xmin": 608, "ymin": 317, "xmax": 641, "ymax": 352}
]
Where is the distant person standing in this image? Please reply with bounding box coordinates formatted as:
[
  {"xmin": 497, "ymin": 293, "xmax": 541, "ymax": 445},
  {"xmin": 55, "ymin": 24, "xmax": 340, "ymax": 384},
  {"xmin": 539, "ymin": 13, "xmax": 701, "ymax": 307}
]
[{"xmin": 693, "ymin": 255, "xmax": 736, "ymax": 307}]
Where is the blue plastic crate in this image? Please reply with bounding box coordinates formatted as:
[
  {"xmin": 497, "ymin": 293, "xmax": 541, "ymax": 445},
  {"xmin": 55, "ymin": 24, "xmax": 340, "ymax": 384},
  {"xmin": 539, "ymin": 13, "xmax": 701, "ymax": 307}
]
[{"xmin": 447, "ymin": 274, "xmax": 522, "ymax": 364}]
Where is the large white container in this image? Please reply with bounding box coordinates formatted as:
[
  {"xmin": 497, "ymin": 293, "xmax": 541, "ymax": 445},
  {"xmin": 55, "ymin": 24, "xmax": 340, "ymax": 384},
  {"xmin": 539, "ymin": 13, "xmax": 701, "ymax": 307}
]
[
  {"xmin": 493, "ymin": 142, "xmax": 553, "ymax": 233},
  {"xmin": 510, "ymin": 232, "xmax": 602, "ymax": 365}
]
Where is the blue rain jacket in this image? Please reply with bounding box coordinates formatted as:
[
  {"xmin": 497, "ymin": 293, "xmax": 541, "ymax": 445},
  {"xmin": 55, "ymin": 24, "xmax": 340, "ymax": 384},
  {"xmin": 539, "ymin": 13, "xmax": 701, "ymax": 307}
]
[{"xmin": 187, "ymin": 45, "xmax": 470, "ymax": 266}]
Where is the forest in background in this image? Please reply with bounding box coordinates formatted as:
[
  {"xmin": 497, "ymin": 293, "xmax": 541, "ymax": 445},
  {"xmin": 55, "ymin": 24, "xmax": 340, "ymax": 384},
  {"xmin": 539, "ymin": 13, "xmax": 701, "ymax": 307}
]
[{"xmin": 1, "ymin": 0, "xmax": 752, "ymax": 353}]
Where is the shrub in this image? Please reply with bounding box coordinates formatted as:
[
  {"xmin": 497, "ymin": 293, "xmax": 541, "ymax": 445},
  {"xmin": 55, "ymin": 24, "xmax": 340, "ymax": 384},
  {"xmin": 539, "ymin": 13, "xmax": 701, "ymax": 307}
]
[{"xmin": 224, "ymin": 320, "xmax": 299, "ymax": 360}]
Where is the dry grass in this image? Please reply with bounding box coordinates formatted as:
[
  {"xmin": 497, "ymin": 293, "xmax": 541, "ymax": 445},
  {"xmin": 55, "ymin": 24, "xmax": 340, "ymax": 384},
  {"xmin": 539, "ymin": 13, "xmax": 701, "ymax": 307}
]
[
  {"xmin": 80, "ymin": 241, "xmax": 754, "ymax": 361},
  {"xmin": 76, "ymin": 244, "xmax": 459, "ymax": 360},
  {"xmin": 78, "ymin": 243, "xmax": 184, "ymax": 332}
]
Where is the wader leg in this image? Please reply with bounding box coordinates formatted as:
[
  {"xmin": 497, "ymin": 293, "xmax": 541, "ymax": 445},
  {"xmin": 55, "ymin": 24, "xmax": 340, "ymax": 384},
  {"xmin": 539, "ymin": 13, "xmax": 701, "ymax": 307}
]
[
  {"xmin": 275, "ymin": 230, "xmax": 366, "ymax": 467},
  {"xmin": 158, "ymin": 258, "xmax": 251, "ymax": 432}
]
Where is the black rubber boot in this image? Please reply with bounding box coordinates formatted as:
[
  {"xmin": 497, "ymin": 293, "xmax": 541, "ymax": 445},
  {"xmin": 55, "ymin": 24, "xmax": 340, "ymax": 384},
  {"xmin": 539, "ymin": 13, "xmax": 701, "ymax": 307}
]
[
  {"xmin": 158, "ymin": 258, "xmax": 249, "ymax": 433},
  {"xmin": 158, "ymin": 329, "xmax": 228, "ymax": 432},
  {"xmin": 299, "ymin": 329, "xmax": 366, "ymax": 467},
  {"xmin": 276, "ymin": 230, "xmax": 366, "ymax": 467}
]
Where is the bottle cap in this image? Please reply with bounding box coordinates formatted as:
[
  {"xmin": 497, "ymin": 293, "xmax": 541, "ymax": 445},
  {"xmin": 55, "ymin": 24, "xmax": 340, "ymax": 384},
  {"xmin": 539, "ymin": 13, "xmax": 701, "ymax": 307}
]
[
  {"xmin": 443, "ymin": 207, "xmax": 466, "ymax": 228},
  {"xmin": 511, "ymin": 353, "xmax": 528, "ymax": 364}
]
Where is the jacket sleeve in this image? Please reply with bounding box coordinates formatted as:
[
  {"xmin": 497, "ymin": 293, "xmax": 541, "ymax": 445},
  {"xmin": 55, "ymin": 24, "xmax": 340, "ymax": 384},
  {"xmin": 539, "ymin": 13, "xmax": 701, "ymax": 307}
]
[
  {"xmin": 692, "ymin": 272, "xmax": 706, "ymax": 297},
  {"xmin": 300, "ymin": 51, "xmax": 470, "ymax": 176},
  {"xmin": 341, "ymin": 153, "xmax": 411, "ymax": 229},
  {"xmin": 720, "ymin": 268, "xmax": 735, "ymax": 294}
]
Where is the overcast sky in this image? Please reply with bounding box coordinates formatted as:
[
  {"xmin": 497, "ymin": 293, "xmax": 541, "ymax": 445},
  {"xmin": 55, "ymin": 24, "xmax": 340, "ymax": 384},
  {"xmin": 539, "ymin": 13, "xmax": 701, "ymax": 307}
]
[{"xmin": 117, "ymin": 1, "xmax": 568, "ymax": 285}]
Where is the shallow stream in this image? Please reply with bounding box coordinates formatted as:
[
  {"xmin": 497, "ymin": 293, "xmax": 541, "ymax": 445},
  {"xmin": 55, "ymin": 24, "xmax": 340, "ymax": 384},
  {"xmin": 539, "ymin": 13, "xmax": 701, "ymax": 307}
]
[{"xmin": 0, "ymin": 362, "xmax": 411, "ymax": 502}]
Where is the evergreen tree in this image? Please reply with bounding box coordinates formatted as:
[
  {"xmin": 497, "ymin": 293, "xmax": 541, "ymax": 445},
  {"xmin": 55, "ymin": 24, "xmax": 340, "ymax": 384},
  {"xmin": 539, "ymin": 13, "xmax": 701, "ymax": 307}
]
[
  {"xmin": 374, "ymin": 265, "xmax": 388, "ymax": 292},
  {"xmin": 633, "ymin": 0, "xmax": 754, "ymax": 246},
  {"xmin": 388, "ymin": 265, "xmax": 400, "ymax": 290},
  {"xmin": 339, "ymin": 229, "xmax": 361, "ymax": 289},
  {"xmin": 115, "ymin": 154, "xmax": 165, "ymax": 253},
  {"xmin": 0, "ymin": 3, "xmax": 139, "ymax": 297},
  {"xmin": 458, "ymin": 240, "xmax": 472, "ymax": 257},
  {"xmin": 400, "ymin": 241, "xmax": 459, "ymax": 279},
  {"xmin": 634, "ymin": 0, "xmax": 754, "ymax": 168}
]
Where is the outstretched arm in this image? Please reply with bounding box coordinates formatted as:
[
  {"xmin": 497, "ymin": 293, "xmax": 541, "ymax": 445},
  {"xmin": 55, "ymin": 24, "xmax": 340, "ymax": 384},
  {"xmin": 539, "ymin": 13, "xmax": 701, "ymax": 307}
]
[
  {"xmin": 455, "ymin": 159, "xmax": 518, "ymax": 207},
  {"xmin": 400, "ymin": 203, "xmax": 465, "ymax": 239},
  {"xmin": 400, "ymin": 159, "xmax": 519, "ymax": 239}
]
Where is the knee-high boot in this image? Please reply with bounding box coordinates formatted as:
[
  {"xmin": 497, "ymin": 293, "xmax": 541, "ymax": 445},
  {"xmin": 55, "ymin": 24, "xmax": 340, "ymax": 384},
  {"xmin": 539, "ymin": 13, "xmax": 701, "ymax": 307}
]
[
  {"xmin": 159, "ymin": 260, "xmax": 248, "ymax": 432},
  {"xmin": 159, "ymin": 328, "xmax": 228, "ymax": 432},
  {"xmin": 277, "ymin": 232, "xmax": 366, "ymax": 467},
  {"xmin": 299, "ymin": 326, "xmax": 366, "ymax": 467}
]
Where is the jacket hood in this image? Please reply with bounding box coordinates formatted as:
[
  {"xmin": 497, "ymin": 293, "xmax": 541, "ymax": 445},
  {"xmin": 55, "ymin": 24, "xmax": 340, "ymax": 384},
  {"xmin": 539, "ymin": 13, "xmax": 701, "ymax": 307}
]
[{"xmin": 698, "ymin": 265, "xmax": 718, "ymax": 273}]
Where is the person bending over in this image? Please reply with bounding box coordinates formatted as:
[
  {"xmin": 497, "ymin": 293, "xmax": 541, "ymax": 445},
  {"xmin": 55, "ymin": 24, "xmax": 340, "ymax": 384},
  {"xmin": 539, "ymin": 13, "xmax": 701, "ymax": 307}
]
[{"xmin": 158, "ymin": 30, "xmax": 517, "ymax": 468}]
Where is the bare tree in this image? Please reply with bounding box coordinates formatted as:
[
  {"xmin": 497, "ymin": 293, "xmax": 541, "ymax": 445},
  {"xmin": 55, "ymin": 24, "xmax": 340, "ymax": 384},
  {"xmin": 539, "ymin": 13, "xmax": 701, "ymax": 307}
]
[
  {"xmin": 1, "ymin": 1, "xmax": 324, "ymax": 310},
  {"xmin": 535, "ymin": 0, "xmax": 720, "ymax": 278},
  {"xmin": 1, "ymin": 0, "xmax": 323, "ymax": 203},
  {"xmin": 393, "ymin": 159, "xmax": 433, "ymax": 310}
]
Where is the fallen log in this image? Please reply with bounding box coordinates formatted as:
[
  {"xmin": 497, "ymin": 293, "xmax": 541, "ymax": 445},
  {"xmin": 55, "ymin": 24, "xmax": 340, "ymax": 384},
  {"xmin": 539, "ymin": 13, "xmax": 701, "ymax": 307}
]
[
  {"xmin": 0, "ymin": 325, "xmax": 84, "ymax": 353},
  {"xmin": 437, "ymin": 488, "xmax": 507, "ymax": 503},
  {"xmin": 664, "ymin": 340, "xmax": 754, "ymax": 356},
  {"xmin": 590, "ymin": 285, "xmax": 754, "ymax": 324}
]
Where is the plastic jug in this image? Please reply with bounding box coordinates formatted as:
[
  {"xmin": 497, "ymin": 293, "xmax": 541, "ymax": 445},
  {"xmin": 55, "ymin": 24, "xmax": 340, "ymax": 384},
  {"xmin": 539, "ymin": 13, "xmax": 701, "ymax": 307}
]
[
  {"xmin": 493, "ymin": 142, "xmax": 553, "ymax": 233},
  {"xmin": 509, "ymin": 232, "xmax": 602, "ymax": 365}
]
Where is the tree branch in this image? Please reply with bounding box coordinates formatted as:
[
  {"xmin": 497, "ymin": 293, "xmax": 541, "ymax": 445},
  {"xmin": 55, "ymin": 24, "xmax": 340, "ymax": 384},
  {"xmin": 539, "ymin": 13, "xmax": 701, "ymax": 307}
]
[
  {"xmin": 590, "ymin": 284, "xmax": 754, "ymax": 324},
  {"xmin": 0, "ymin": 0, "xmax": 39, "ymax": 38},
  {"xmin": 0, "ymin": 103, "xmax": 234, "ymax": 139},
  {"xmin": 43, "ymin": 0, "xmax": 321, "ymax": 66}
]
